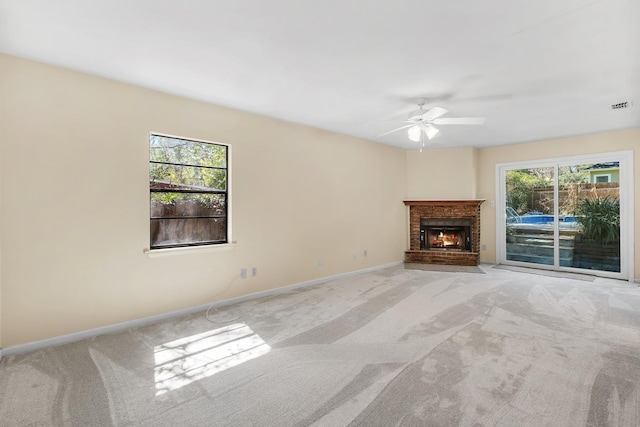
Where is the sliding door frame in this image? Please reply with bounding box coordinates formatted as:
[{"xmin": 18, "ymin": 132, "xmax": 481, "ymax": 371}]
[{"xmin": 496, "ymin": 150, "xmax": 634, "ymax": 281}]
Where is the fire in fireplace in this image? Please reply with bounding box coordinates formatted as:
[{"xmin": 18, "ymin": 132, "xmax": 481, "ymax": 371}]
[{"xmin": 420, "ymin": 218, "xmax": 472, "ymax": 251}]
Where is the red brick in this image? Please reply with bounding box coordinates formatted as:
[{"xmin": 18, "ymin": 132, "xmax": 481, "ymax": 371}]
[{"xmin": 403, "ymin": 200, "xmax": 484, "ymax": 266}]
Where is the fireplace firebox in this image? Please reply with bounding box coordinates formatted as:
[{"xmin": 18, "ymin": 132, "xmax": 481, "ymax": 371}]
[{"xmin": 421, "ymin": 218, "xmax": 472, "ymax": 251}]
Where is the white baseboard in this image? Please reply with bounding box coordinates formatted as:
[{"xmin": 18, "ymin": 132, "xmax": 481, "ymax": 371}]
[{"xmin": 0, "ymin": 261, "xmax": 402, "ymax": 359}]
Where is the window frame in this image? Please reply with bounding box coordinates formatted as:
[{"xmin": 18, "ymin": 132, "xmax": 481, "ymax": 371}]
[
  {"xmin": 593, "ymin": 173, "xmax": 611, "ymax": 183},
  {"xmin": 148, "ymin": 132, "xmax": 231, "ymax": 251}
]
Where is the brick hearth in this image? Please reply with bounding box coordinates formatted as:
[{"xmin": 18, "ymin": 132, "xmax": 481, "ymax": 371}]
[{"xmin": 404, "ymin": 200, "xmax": 484, "ymax": 266}]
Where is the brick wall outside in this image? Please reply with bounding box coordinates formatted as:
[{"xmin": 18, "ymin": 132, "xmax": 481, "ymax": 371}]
[{"xmin": 572, "ymin": 235, "xmax": 621, "ymax": 272}]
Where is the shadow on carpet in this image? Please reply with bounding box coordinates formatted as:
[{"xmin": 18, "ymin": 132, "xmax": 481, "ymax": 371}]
[
  {"xmin": 492, "ymin": 264, "xmax": 596, "ymax": 281},
  {"xmin": 404, "ymin": 263, "xmax": 485, "ymax": 274}
]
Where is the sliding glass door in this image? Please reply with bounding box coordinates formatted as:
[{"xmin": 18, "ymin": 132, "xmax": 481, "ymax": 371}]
[
  {"xmin": 505, "ymin": 166, "xmax": 557, "ymax": 267},
  {"xmin": 498, "ymin": 151, "xmax": 633, "ymax": 280}
]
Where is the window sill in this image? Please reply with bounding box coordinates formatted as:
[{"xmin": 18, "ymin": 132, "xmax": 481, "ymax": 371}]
[{"xmin": 144, "ymin": 243, "xmax": 236, "ymax": 258}]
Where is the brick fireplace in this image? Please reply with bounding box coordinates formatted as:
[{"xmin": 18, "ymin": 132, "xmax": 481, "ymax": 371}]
[{"xmin": 404, "ymin": 200, "xmax": 484, "ymax": 266}]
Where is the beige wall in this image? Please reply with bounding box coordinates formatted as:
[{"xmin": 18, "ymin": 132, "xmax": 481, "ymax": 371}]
[
  {"xmin": 476, "ymin": 128, "xmax": 639, "ymax": 276},
  {"xmin": 406, "ymin": 147, "xmax": 479, "ymax": 199},
  {"xmin": 0, "ymin": 55, "xmax": 407, "ymax": 348},
  {"xmin": 0, "ymin": 55, "xmax": 4, "ymax": 350},
  {"xmin": 1, "ymin": 54, "xmax": 638, "ymax": 350}
]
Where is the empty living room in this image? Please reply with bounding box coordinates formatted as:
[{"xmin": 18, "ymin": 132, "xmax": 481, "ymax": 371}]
[{"xmin": 0, "ymin": 1, "xmax": 639, "ymax": 426}]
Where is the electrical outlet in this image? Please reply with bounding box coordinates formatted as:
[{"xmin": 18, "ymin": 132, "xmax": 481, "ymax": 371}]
[
  {"xmin": 364, "ymin": 249, "xmax": 368, "ymax": 257},
  {"xmin": 252, "ymin": 267, "xmax": 257, "ymax": 277},
  {"xmin": 352, "ymin": 253, "xmax": 357, "ymax": 260},
  {"xmin": 482, "ymin": 245, "xmax": 487, "ymax": 251},
  {"xmin": 241, "ymin": 268, "xmax": 247, "ymax": 279},
  {"xmin": 317, "ymin": 258, "xmax": 323, "ymax": 267}
]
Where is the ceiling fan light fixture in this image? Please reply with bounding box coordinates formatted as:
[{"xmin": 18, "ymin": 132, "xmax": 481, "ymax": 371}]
[
  {"xmin": 407, "ymin": 125, "xmax": 422, "ymax": 142},
  {"xmin": 425, "ymin": 125, "xmax": 439, "ymax": 140}
]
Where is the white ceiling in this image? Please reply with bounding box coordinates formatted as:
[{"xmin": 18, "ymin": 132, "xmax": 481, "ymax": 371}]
[{"xmin": 1, "ymin": 0, "xmax": 639, "ymax": 149}]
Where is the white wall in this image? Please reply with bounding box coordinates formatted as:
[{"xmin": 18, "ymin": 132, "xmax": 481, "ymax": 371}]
[{"xmin": 0, "ymin": 55, "xmax": 407, "ymax": 348}]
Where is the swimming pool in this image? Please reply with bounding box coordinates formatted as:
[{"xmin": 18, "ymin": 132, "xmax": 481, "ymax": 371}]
[{"xmin": 507, "ymin": 211, "xmax": 578, "ymax": 224}]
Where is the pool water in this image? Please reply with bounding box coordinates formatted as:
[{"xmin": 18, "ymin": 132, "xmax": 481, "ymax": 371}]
[{"xmin": 511, "ymin": 213, "xmax": 578, "ymax": 224}]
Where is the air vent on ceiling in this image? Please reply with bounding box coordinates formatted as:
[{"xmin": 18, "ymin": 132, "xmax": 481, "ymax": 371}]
[{"xmin": 610, "ymin": 101, "xmax": 633, "ymax": 110}]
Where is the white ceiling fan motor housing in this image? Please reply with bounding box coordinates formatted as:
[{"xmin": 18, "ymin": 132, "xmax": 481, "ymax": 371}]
[{"xmin": 407, "ymin": 109, "xmax": 428, "ymax": 122}]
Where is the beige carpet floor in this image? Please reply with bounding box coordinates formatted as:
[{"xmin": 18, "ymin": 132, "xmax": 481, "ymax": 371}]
[{"xmin": 1, "ymin": 265, "xmax": 639, "ymax": 426}]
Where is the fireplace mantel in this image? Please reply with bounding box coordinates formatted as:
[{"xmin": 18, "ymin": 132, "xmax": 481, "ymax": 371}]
[
  {"xmin": 403, "ymin": 199, "xmax": 485, "ymax": 206},
  {"xmin": 404, "ymin": 199, "xmax": 485, "ymax": 266}
]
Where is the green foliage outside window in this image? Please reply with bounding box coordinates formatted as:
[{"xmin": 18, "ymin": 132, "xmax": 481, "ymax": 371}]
[
  {"xmin": 150, "ymin": 134, "xmax": 227, "ymax": 205},
  {"xmin": 505, "ymin": 170, "xmax": 552, "ymax": 215},
  {"xmin": 573, "ymin": 195, "xmax": 620, "ymax": 243}
]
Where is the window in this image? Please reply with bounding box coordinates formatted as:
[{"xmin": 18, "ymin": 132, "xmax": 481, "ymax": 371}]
[
  {"xmin": 149, "ymin": 134, "xmax": 228, "ymax": 249},
  {"xmin": 594, "ymin": 174, "xmax": 611, "ymax": 183}
]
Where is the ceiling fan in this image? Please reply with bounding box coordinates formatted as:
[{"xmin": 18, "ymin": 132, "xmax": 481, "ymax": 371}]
[{"xmin": 380, "ymin": 99, "xmax": 485, "ymax": 148}]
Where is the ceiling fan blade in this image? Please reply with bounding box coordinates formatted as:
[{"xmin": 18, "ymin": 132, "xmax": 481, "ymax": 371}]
[
  {"xmin": 433, "ymin": 117, "xmax": 485, "ymax": 125},
  {"xmin": 377, "ymin": 124, "xmax": 413, "ymax": 137},
  {"xmin": 422, "ymin": 107, "xmax": 449, "ymax": 121}
]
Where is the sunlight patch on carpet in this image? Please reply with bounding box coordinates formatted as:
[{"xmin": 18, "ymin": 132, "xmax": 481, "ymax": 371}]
[{"xmin": 153, "ymin": 323, "xmax": 270, "ymax": 395}]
